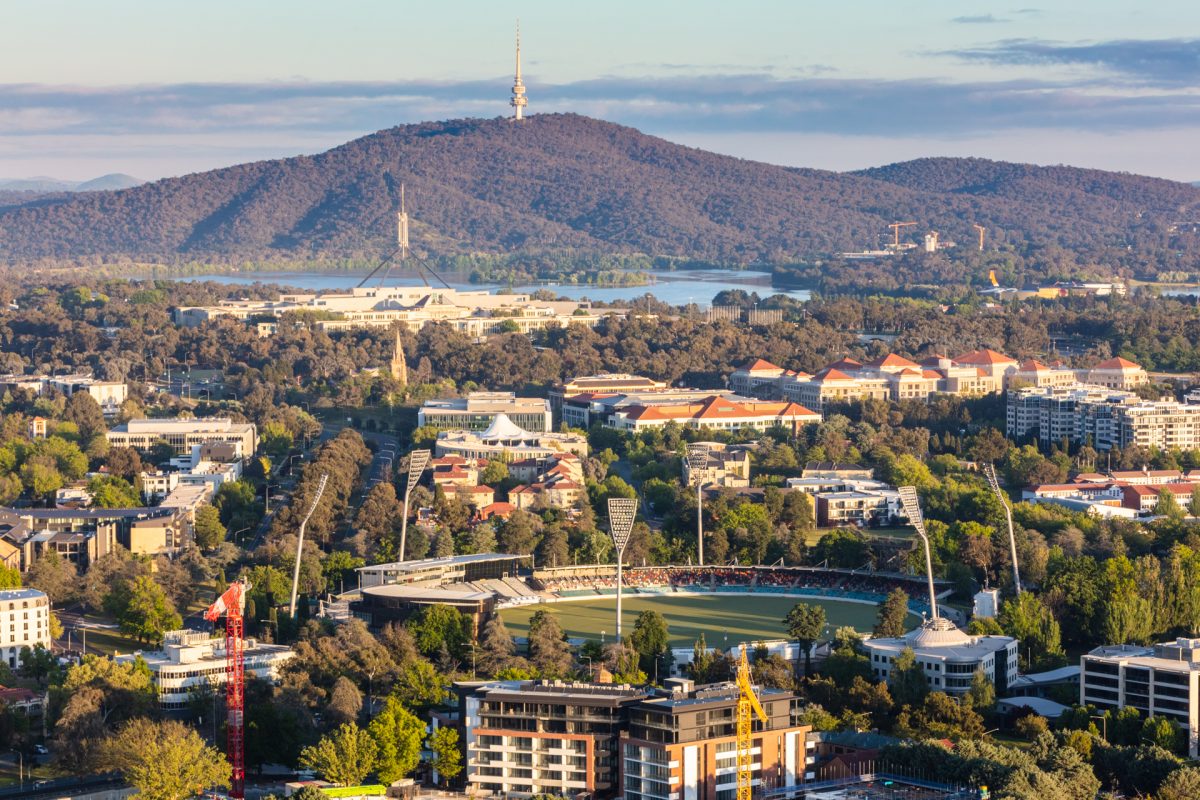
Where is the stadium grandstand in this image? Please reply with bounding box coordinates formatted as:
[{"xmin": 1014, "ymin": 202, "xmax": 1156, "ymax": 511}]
[
  {"xmin": 529, "ymin": 565, "xmax": 951, "ymax": 619},
  {"xmin": 342, "ymin": 553, "xmax": 953, "ymax": 631}
]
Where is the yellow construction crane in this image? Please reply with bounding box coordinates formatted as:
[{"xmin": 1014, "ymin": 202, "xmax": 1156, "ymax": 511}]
[
  {"xmin": 973, "ymin": 224, "xmax": 986, "ymax": 251},
  {"xmin": 888, "ymin": 221, "xmax": 917, "ymax": 248},
  {"xmin": 736, "ymin": 649, "xmax": 768, "ymax": 800}
]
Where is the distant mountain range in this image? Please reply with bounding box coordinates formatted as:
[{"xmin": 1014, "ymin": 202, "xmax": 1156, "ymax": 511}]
[
  {"xmin": 0, "ymin": 173, "xmax": 142, "ymax": 193},
  {"xmin": 0, "ymin": 115, "xmax": 1196, "ymax": 266}
]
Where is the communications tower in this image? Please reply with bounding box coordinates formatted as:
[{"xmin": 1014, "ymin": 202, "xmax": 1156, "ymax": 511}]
[{"xmin": 511, "ymin": 22, "xmax": 528, "ymax": 120}]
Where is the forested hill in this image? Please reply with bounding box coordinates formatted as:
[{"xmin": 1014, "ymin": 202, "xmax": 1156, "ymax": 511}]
[{"xmin": 1, "ymin": 114, "xmax": 1197, "ymax": 266}]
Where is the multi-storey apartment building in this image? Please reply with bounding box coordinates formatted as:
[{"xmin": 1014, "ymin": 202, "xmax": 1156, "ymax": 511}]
[
  {"xmin": 0, "ymin": 589, "xmax": 52, "ymax": 668},
  {"xmin": 1008, "ymin": 385, "xmax": 1200, "ymax": 450},
  {"xmin": 1081, "ymin": 638, "xmax": 1200, "ymax": 758},
  {"xmin": 0, "ymin": 374, "xmax": 127, "ymax": 416},
  {"xmin": 107, "ymin": 418, "xmax": 257, "ymax": 456},
  {"xmin": 458, "ymin": 680, "xmax": 649, "ymax": 799},
  {"xmin": 621, "ymin": 680, "xmax": 812, "ymax": 800},
  {"xmin": 116, "ymin": 629, "xmax": 292, "ymax": 712},
  {"xmin": 419, "ymin": 392, "xmax": 552, "ymax": 433}
]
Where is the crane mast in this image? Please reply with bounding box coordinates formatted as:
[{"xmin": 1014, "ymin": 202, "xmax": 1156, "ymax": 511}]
[
  {"xmin": 735, "ymin": 649, "xmax": 768, "ymax": 800},
  {"xmin": 204, "ymin": 580, "xmax": 251, "ymax": 799}
]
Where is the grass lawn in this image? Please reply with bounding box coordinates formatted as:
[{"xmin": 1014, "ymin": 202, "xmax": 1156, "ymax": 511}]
[
  {"xmin": 500, "ymin": 593, "xmax": 917, "ymax": 648},
  {"xmin": 79, "ymin": 626, "xmax": 149, "ymax": 656},
  {"xmin": 803, "ymin": 526, "xmax": 917, "ymax": 546}
]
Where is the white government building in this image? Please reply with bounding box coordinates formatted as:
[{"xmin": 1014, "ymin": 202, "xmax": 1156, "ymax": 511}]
[
  {"xmin": 864, "ymin": 617, "xmax": 1020, "ymax": 696},
  {"xmin": 0, "ymin": 588, "xmax": 52, "ymax": 668},
  {"xmin": 116, "ymin": 629, "xmax": 292, "ymax": 711}
]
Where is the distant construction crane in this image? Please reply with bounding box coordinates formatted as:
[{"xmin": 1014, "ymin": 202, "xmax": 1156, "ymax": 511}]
[
  {"xmin": 888, "ymin": 221, "xmax": 917, "ymax": 248},
  {"xmin": 735, "ymin": 649, "xmax": 768, "ymax": 800},
  {"xmin": 204, "ymin": 580, "xmax": 250, "ymax": 799},
  {"xmin": 973, "ymin": 224, "xmax": 986, "ymax": 251}
]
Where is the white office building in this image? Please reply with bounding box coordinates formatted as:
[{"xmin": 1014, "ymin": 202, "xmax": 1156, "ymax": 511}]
[
  {"xmin": 864, "ymin": 618, "xmax": 1019, "ymax": 696},
  {"xmin": 1081, "ymin": 638, "xmax": 1200, "ymax": 758},
  {"xmin": 0, "ymin": 588, "xmax": 52, "ymax": 668},
  {"xmin": 116, "ymin": 629, "xmax": 292, "ymax": 712}
]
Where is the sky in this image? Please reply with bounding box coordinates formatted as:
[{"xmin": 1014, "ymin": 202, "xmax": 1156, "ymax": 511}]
[{"xmin": 1, "ymin": 0, "xmax": 1199, "ymax": 182}]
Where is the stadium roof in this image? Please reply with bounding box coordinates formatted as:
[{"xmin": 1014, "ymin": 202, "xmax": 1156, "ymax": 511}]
[{"xmin": 356, "ymin": 553, "xmax": 529, "ymax": 575}]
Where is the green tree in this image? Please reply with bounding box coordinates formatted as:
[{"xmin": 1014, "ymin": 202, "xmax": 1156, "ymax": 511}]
[
  {"xmin": 1190, "ymin": 486, "xmax": 1200, "ymax": 519},
  {"xmin": 393, "ymin": 659, "xmax": 449, "ymax": 711},
  {"xmin": 528, "ymin": 609, "xmax": 573, "ymax": 676},
  {"xmin": 322, "ymin": 550, "xmax": 365, "ymax": 592},
  {"xmin": 477, "ymin": 615, "xmax": 517, "ymax": 676},
  {"xmin": 784, "ymin": 602, "xmax": 826, "ymax": 677},
  {"xmin": 64, "ymin": 391, "xmax": 107, "ymax": 441},
  {"xmin": 300, "ymin": 722, "xmax": 379, "ymax": 787},
  {"xmin": 1102, "ymin": 555, "xmax": 1155, "ymax": 645},
  {"xmin": 896, "ymin": 691, "xmax": 986, "ymax": 740},
  {"xmin": 427, "ymin": 726, "xmax": 463, "ymax": 780},
  {"xmin": 965, "ymin": 668, "xmax": 995, "ymax": 711},
  {"xmin": 1143, "ymin": 715, "xmax": 1184, "ymax": 753},
  {"xmin": 368, "ymin": 695, "xmax": 425, "ymax": 783},
  {"xmin": 889, "ymin": 647, "xmax": 929, "ymax": 708},
  {"xmin": 106, "ymin": 575, "xmax": 182, "ymax": 645},
  {"xmin": 100, "ymin": 718, "xmax": 230, "ymax": 800},
  {"xmin": 88, "ymin": 475, "xmax": 141, "ymax": 508},
  {"xmin": 1158, "ymin": 767, "xmax": 1200, "ymax": 800},
  {"xmin": 192, "ymin": 504, "xmax": 226, "ymax": 550},
  {"xmin": 873, "ymin": 588, "xmax": 909, "ymax": 638},
  {"xmin": 999, "ymin": 591, "xmax": 1065, "ymax": 669},
  {"xmin": 406, "ymin": 604, "xmax": 471, "ymax": 659},
  {"xmin": 630, "ymin": 610, "xmax": 671, "ymax": 679},
  {"xmin": 1156, "ymin": 488, "xmax": 1186, "ymax": 520},
  {"xmin": 18, "ymin": 644, "xmax": 56, "ymax": 686},
  {"xmin": 0, "ymin": 563, "xmax": 19, "ymax": 590}
]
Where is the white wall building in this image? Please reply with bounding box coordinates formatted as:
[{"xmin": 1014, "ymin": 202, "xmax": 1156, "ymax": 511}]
[
  {"xmin": 864, "ymin": 618, "xmax": 1019, "ymax": 696},
  {"xmin": 116, "ymin": 629, "xmax": 292, "ymax": 712},
  {"xmin": 0, "ymin": 588, "xmax": 52, "ymax": 668}
]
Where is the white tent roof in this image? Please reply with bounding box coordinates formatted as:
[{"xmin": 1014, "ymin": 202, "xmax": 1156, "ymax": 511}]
[{"xmin": 481, "ymin": 413, "xmax": 531, "ymax": 440}]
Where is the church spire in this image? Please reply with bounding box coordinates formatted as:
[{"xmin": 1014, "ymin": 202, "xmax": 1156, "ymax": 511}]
[
  {"xmin": 390, "ymin": 328, "xmax": 408, "ymax": 387},
  {"xmin": 510, "ymin": 21, "xmax": 528, "ymax": 121}
]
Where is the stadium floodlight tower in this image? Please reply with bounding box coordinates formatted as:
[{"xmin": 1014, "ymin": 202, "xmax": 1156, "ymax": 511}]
[
  {"xmin": 897, "ymin": 485, "xmax": 938, "ymax": 621},
  {"xmin": 399, "ymin": 449, "xmax": 431, "ymax": 563},
  {"xmin": 289, "ymin": 473, "xmax": 328, "ymax": 619},
  {"xmin": 684, "ymin": 444, "xmax": 709, "ymax": 566},
  {"xmin": 983, "ymin": 462, "xmax": 1021, "ymax": 594},
  {"xmin": 607, "ymin": 497, "xmax": 638, "ymax": 639}
]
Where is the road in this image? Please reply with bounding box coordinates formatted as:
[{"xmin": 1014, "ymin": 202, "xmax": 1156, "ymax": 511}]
[{"xmin": 53, "ymin": 603, "xmax": 119, "ymax": 656}]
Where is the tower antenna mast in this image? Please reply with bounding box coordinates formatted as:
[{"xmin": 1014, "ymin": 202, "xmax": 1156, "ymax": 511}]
[{"xmin": 511, "ymin": 20, "xmax": 528, "ymax": 120}]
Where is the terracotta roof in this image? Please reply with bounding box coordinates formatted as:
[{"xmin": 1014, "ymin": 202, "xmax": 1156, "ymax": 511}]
[
  {"xmin": 954, "ymin": 349, "xmax": 1016, "ymax": 365},
  {"xmin": 893, "ymin": 368, "xmax": 926, "ymax": 378},
  {"xmin": 1094, "ymin": 357, "xmax": 1143, "ymax": 370},
  {"xmin": 446, "ymin": 485, "xmax": 495, "ymax": 495},
  {"xmin": 922, "ymin": 369, "xmax": 944, "ymax": 380},
  {"xmin": 621, "ymin": 396, "xmax": 819, "ymax": 423},
  {"xmin": 1110, "ymin": 469, "xmax": 1183, "ymax": 478},
  {"xmin": 478, "ymin": 502, "xmax": 515, "ymax": 518},
  {"xmin": 866, "ymin": 354, "xmax": 921, "ymax": 369},
  {"xmin": 824, "ymin": 358, "xmax": 863, "ymax": 372},
  {"xmin": 740, "ymin": 358, "xmax": 784, "ymax": 372},
  {"xmin": 1018, "ymin": 359, "xmax": 1050, "ymax": 372},
  {"xmin": 814, "ymin": 368, "xmax": 856, "ymax": 382}
]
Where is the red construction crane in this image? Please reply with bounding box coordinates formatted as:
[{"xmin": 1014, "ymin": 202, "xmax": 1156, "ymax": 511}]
[{"xmin": 204, "ymin": 580, "xmax": 249, "ymax": 799}]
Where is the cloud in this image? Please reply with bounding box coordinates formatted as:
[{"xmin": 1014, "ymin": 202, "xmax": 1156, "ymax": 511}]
[
  {"xmin": 2, "ymin": 72, "xmax": 1200, "ymax": 179},
  {"xmin": 945, "ymin": 37, "xmax": 1200, "ymax": 86},
  {"xmin": 952, "ymin": 14, "xmax": 1009, "ymax": 24}
]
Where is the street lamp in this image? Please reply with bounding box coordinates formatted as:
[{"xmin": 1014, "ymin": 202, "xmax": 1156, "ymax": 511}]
[
  {"xmin": 897, "ymin": 486, "xmax": 939, "ymax": 621},
  {"xmin": 983, "ymin": 463, "xmax": 1022, "ymax": 594},
  {"xmin": 399, "ymin": 450, "xmax": 431, "ymax": 562},
  {"xmin": 685, "ymin": 444, "xmax": 709, "ymax": 566},
  {"xmin": 607, "ymin": 498, "xmax": 638, "ymax": 640},
  {"xmin": 10, "ymin": 749, "xmax": 22, "ymax": 789},
  {"xmin": 232, "ymin": 525, "xmax": 252, "ymax": 547}
]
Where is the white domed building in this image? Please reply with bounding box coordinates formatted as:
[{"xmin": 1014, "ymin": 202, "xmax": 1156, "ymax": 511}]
[{"xmin": 864, "ymin": 616, "xmax": 1019, "ymax": 696}]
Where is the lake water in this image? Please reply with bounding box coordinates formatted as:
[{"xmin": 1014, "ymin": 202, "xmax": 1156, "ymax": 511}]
[{"xmin": 174, "ymin": 268, "xmax": 810, "ymax": 308}]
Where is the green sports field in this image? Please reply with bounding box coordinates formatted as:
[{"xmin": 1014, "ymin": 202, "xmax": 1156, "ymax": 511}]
[{"xmin": 500, "ymin": 593, "xmax": 916, "ymax": 648}]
